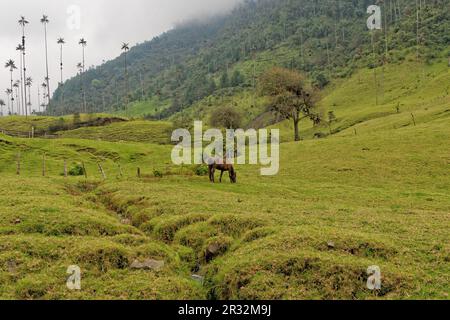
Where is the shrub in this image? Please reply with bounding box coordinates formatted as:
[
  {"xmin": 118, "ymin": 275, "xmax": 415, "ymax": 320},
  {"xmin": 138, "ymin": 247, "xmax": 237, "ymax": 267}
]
[
  {"xmin": 153, "ymin": 170, "xmax": 163, "ymax": 178},
  {"xmin": 193, "ymin": 165, "xmax": 209, "ymax": 176},
  {"xmin": 68, "ymin": 164, "xmax": 85, "ymax": 176}
]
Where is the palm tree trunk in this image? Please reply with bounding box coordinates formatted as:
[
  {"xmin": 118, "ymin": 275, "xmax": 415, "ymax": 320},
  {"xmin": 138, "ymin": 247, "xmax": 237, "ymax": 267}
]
[
  {"xmin": 22, "ymin": 27, "xmax": 28, "ymax": 117},
  {"xmin": 37, "ymin": 87, "xmax": 41, "ymax": 113},
  {"xmin": 18, "ymin": 54, "xmax": 24, "ymax": 116},
  {"xmin": 28, "ymin": 85, "xmax": 31, "ymax": 114},
  {"xmin": 60, "ymin": 44, "xmax": 63, "ymax": 85},
  {"xmin": 15, "ymin": 88, "xmax": 19, "ymax": 115},
  {"xmin": 10, "ymin": 72, "xmax": 14, "ymax": 114},
  {"xmin": 44, "ymin": 23, "xmax": 50, "ymax": 111},
  {"xmin": 60, "ymin": 44, "xmax": 64, "ymax": 110},
  {"xmin": 125, "ymin": 52, "xmax": 129, "ymax": 106},
  {"xmin": 7, "ymin": 94, "xmax": 10, "ymax": 115},
  {"xmin": 82, "ymin": 47, "xmax": 87, "ymax": 113}
]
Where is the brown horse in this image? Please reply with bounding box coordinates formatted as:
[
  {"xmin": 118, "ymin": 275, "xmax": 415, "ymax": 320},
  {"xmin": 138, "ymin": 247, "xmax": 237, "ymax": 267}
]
[{"xmin": 208, "ymin": 159, "xmax": 237, "ymax": 183}]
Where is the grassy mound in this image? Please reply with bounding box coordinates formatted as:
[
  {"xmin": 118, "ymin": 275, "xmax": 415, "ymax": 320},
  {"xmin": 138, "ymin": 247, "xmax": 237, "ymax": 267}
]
[{"xmin": 57, "ymin": 120, "xmax": 173, "ymax": 144}]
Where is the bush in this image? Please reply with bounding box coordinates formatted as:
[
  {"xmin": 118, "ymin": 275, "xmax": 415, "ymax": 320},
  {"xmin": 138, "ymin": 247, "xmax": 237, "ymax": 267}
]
[
  {"xmin": 193, "ymin": 165, "xmax": 208, "ymax": 176},
  {"xmin": 68, "ymin": 164, "xmax": 85, "ymax": 176},
  {"xmin": 153, "ymin": 170, "xmax": 163, "ymax": 178},
  {"xmin": 313, "ymin": 72, "xmax": 330, "ymax": 89}
]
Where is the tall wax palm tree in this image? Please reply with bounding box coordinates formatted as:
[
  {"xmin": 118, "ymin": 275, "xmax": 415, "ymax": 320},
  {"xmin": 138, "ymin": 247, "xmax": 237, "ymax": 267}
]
[
  {"xmin": 76, "ymin": 62, "xmax": 84, "ymax": 112},
  {"xmin": 5, "ymin": 89, "xmax": 12, "ymax": 115},
  {"xmin": 79, "ymin": 38, "xmax": 87, "ymax": 112},
  {"xmin": 19, "ymin": 16, "xmax": 29, "ymax": 113},
  {"xmin": 5, "ymin": 60, "xmax": 17, "ymax": 113},
  {"xmin": 57, "ymin": 37, "xmax": 65, "ymax": 85},
  {"xmin": 121, "ymin": 42, "xmax": 130, "ymax": 106},
  {"xmin": 13, "ymin": 81, "xmax": 20, "ymax": 115},
  {"xmin": 40, "ymin": 15, "xmax": 51, "ymax": 110},
  {"xmin": 37, "ymin": 86, "xmax": 41, "ymax": 113},
  {"xmin": 0, "ymin": 99, "xmax": 5, "ymax": 116},
  {"xmin": 41, "ymin": 81, "xmax": 48, "ymax": 111},
  {"xmin": 26, "ymin": 77, "xmax": 32, "ymax": 114},
  {"xmin": 16, "ymin": 44, "xmax": 25, "ymax": 115}
]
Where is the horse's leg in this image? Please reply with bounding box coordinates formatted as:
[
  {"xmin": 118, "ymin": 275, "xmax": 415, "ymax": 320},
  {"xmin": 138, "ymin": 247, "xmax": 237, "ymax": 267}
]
[
  {"xmin": 209, "ymin": 166, "xmax": 215, "ymax": 183},
  {"xmin": 220, "ymin": 171, "xmax": 224, "ymax": 183},
  {"xmin": 211, "ymin": 168, "xmax": 215, "ymax": 183}
]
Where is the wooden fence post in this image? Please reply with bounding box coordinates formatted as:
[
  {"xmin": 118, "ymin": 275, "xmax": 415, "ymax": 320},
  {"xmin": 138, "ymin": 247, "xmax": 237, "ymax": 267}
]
[
  {"xmin": 411, "ymin": 113, "xmax": 416, "ymax": 126},
  {"xmin": 31, "ymin": 126, "xmax": 35, "ymax": 139},
  {"xmin": 16, "ymin": 152, "xmax": 20, "ymax": 175},
  {"xmin": 137, "ymin": 167, "xmax": 141, "ymax": 178},
  {"xmin": 42, "ymin": 153, "xmax": 46, "ymax": 177},
  {"xmin": 98, "ymin": 163, "xmax": 106, "ymax": 180},
  {"xmin": 82, "ymin": 162, "xmax": 88, "ymax": 179}
]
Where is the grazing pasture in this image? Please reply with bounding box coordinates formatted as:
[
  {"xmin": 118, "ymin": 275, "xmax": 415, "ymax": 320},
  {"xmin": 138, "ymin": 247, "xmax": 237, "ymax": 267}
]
[{"xmin": 0, "ymin": 60, "xmax": 448, "ymax": 300}]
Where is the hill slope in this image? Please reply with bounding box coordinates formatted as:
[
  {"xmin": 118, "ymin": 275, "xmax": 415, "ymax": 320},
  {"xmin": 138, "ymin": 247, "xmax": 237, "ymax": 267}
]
[{"xmin": 50, "ymin": 0, "xmax": 450, "ymax": 118}]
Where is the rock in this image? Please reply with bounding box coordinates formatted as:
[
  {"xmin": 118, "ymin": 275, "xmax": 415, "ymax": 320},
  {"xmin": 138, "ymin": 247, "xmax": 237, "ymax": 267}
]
[
  {"xmin": 7, "ymin": 261, "xmax": 17, "ymax": 273},
  {"xmin": 327, "ymin": 241, "xmax": 336, "ymax": 249},
  {"xmin": 120, "ymin": 218, "xmax": 132, "ymax": 225},
  {"xmin": 207, "ymin": 243, "xmax": 220, "ymax": 255},
  {"xmin": 130, "ymin": 259, "xmax": 164, "ymax": 271},
  {"xmin": 205, "ymin": 243, "xmax": 221, "ymax": 262},
  {"xmin": 191, "ymin": 275, "xmax": 204, "ymax": 285}
]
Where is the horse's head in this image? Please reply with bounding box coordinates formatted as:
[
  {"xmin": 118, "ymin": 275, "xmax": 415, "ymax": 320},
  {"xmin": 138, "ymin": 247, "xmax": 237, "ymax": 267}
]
[{"xmin": 230, "ymin": 168, "xmax": 237, "ymax": 183}]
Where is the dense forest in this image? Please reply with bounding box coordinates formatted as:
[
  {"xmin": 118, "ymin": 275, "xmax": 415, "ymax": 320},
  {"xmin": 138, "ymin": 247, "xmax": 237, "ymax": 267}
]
[{"xmin": 49, "ymin": 0, "xmax": 450, "ymax": 117}]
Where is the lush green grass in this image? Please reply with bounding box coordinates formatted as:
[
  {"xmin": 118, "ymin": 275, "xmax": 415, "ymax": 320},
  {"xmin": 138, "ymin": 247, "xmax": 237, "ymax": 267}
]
[
  {"xmin": 0, "ymin": 114, "xmax": 127, "ymax": 135},
  {"xmin": 270, "ymin": 55, "xmax": 450, "ymax": 142},
  {"xmin": 115, "ymin": 97, "xmax": 171, "ymax": 118},
  {"xmin": 57, "ymin": 120, "xmax": 174, "ymax": 144},
  {"xmin": 0, "ymin": 59, "xmax": 448, "ymax": 300}
]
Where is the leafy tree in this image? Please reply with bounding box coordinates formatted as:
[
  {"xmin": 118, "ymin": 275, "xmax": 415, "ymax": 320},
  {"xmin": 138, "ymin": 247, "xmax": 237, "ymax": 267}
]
[
  {"xmin": 220, "ymin": 71, "xmax": 230, "ymax": 88},
  {"xmin": 313, "ymin": 72, "xmax": 330, "ymax": 89},
  {"xmin": 260, "ymin": 67, "xmax": 321, "ymax": 141},
  {"xmin": 210, "ymin": 106, "xmax": 242, "ymax": 129},
  {"xmin": 230, "ymin": 70, "xmax": 245, "ymax": 87}
]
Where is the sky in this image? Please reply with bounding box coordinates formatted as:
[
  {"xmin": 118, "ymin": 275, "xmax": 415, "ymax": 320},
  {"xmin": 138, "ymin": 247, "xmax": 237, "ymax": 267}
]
[{"xmin": 0, "ymin": 0, "xmax": 242, "ymax": 114}]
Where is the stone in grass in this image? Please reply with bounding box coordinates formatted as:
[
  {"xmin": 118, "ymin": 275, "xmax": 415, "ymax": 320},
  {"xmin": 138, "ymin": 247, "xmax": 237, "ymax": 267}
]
[
  {"xmin": 120, "ymin": 218, "xmax": 132, "ymax": 225},
  {"xmin": 7, "ymin": 261, "xmax": 17, "ymax": 273},
  {"xmin": 191, "ymin": 275, "xmax": 204, "ymax": 285},
  {"xmin": 327, "ymin": 241, "xmax": 336, "ymax": 249},
  {"xmin": 130, "ymin": 259, "xmax": 165, "ymax": 271}
]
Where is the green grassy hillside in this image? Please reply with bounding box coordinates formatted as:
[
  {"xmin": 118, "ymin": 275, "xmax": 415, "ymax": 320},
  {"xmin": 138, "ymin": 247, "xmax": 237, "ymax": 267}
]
[
  {"xmin": 0, "ymin": 58, "xmax": 448, "ymax": 299},
  {"xmin": 50, "ymin": 0, "xmax": 450, "ymax": 117},
  {"xmin": 270, "ymin": 54, "xmax": 450, "ymax": 142},
  {"xmin": 57, "ymin": 120, "xmax": 173, "ymax": 144}
]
